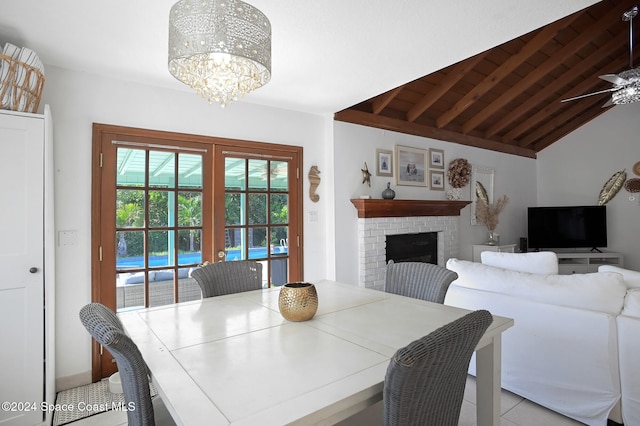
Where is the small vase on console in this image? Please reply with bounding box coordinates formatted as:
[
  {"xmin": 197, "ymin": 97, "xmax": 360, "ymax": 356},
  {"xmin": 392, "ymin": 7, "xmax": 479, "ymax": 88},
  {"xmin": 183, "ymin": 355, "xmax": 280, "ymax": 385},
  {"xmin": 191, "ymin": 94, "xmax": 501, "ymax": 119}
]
[
  {"xmin": 382, "ymin": 182, "xmax": 396, "ymax": 200},
  {"xmin": 486, "ymin": 230, "xmax": 500, "ymax": 246}
]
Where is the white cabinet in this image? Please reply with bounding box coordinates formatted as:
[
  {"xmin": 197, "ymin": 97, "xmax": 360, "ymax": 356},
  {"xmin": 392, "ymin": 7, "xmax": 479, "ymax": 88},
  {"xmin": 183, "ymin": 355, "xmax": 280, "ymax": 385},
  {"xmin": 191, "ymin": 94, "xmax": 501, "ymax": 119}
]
[
  {"xmin": 0, "ymin": 107, "xmax": 54, "ymax": 426},
  {"xmin": 556, "ymin": 251, "xmax": 623, "ymax": 274},
  {"xmin": 472, "ymin": 243, "xmax": 516, "ymax": 262}
]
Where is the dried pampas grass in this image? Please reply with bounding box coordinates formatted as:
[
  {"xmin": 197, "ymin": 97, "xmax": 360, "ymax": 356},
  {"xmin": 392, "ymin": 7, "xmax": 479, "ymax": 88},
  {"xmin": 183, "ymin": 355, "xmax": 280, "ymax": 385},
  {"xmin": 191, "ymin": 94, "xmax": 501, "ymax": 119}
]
[{"xmin": 475, "ymin": 195, "xmax": 509, "ymax": 231}]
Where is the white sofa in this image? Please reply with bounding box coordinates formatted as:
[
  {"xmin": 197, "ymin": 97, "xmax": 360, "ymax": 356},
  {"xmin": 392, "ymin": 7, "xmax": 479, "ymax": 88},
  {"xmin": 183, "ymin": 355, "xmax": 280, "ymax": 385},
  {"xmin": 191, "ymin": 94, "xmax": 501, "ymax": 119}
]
[
  {"xmin": 601, "ymin": 265, "xmax": 640, "ymax": 426},
  {"xmin": 444, "ymin": 254, "xmax": 640, "ymax": 426}
]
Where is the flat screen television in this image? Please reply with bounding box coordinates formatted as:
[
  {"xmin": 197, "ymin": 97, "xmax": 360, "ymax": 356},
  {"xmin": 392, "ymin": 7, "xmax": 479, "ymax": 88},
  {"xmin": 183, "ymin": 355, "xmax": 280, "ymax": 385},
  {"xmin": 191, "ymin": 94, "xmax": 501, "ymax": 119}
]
[{"xmin": 527, "ymin": 205, "xmax": 607, "ymax": 251}]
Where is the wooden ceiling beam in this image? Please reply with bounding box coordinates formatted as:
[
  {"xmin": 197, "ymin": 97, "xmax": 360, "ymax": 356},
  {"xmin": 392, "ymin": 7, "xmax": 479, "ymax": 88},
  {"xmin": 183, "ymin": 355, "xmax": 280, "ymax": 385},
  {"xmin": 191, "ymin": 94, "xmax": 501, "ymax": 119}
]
[
  {"xmin": 518, "ymin": 91, "xmax": 609, "ymax": 148},
  {"xmin": 406, "ymin": 52, "xmax": 487, "ymax": 123},
  {"xmin": 372, "ymin": 86, "xmax": 405, "ymax": 115},
  {"xmin": 434, "ymin": 14, "xmax": 580, "ymax": 129},
  {"xmin": 492, "ymin": 31, "xmax": 627, "ymax": 140},
  {"xmin": 336, "ymin": 0, "xmax": 635, "ymax": 156},
  {"xmin": 462, "ymin": 6, "xmax": 623, "ymax": 135},
  {"xmin": 508, "ymin": 53, "xmax": 627, "ymax": 145},
  {"xmin": 334, "ymin": 109, "xmax": 536, "ymax": 158}
]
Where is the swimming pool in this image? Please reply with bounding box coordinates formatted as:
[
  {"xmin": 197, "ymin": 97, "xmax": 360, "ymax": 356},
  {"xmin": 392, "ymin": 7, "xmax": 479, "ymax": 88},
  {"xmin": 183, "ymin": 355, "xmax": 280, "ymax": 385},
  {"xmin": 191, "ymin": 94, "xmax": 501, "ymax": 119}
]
[{"xmin": 117, "ymin": 247, "xmax": 288, "ymax": 268}]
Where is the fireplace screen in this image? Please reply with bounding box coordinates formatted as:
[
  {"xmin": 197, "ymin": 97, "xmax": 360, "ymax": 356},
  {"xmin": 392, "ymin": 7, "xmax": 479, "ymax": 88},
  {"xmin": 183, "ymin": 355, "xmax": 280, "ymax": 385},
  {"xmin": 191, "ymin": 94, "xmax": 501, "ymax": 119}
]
[{"xmin": 386, "ymin": 232, "xmax": 437, "ymax": 264}]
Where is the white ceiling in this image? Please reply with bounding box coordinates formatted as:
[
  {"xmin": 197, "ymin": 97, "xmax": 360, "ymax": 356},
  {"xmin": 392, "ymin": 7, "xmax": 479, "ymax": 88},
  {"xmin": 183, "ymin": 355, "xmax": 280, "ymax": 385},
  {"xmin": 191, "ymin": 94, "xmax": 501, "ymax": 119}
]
[{"xmin": 1, "ymin": 0, "xmax": 599, "ymax": 114}]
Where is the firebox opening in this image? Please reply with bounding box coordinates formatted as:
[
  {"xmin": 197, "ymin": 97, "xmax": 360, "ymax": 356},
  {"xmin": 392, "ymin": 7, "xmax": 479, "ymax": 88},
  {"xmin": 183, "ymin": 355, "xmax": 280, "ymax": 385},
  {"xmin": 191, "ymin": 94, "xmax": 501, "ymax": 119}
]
[{"xmin": 386, "ymin": 232, "xmax": 438, "ymax": 265}]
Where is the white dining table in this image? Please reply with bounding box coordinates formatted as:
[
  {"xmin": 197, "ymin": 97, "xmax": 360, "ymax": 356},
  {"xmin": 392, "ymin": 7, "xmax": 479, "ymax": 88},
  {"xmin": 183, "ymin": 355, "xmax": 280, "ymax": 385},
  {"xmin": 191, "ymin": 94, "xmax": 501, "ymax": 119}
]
[{"xmin": 119, "ymin": 279, "xmax": 513, "ymax": 426}]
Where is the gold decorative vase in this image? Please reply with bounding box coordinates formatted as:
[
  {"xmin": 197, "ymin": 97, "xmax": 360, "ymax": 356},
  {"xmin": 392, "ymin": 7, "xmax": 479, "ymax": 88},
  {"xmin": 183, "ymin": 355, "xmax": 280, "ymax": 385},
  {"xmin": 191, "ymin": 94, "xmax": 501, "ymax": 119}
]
[{"xmin": 278, "ymin": 282, "xmax": 318, "ymax": 321}]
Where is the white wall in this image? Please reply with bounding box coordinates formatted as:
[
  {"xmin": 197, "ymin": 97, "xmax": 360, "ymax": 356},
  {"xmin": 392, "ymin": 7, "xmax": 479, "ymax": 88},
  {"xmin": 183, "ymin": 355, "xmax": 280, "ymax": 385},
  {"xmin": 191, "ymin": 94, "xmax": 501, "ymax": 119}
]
[
  {"xmin": 332, "ymin": 122, "xmax": 537, "ymax": 285},
  {"xmin": 537, "ymin": 103, "xmax": 640, "ymax": 271},
  {"xmin": 40, "ymin": 66, "xmax": 334, "ymax": 387}
]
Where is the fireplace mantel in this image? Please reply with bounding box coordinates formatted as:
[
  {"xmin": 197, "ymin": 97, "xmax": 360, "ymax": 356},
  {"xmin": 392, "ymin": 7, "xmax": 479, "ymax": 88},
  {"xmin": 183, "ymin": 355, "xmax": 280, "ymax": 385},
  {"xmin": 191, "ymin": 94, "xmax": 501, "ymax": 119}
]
[{"xmin": 350, "ymin": 199, "xmax": 470, "ymax": 218}]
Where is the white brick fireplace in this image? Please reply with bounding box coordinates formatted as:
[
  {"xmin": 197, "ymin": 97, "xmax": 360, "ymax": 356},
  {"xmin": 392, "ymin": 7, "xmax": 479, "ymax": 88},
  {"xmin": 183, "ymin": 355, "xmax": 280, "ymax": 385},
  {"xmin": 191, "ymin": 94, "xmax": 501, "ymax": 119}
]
[{"xmin": 350, "ymin": 199, "xmax": 469, "ymax": 291}]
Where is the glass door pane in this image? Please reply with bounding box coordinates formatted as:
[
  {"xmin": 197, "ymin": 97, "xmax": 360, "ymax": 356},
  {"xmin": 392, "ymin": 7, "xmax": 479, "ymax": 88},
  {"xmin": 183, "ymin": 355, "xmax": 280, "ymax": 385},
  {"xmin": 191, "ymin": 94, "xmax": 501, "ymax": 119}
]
[
  {"xmin": 115, "ymin": 147, "xmax": 204, "ymax": 310},
  {"xmin": 222, "ymin": 154, "xmax": 291, "ymax": 287}
]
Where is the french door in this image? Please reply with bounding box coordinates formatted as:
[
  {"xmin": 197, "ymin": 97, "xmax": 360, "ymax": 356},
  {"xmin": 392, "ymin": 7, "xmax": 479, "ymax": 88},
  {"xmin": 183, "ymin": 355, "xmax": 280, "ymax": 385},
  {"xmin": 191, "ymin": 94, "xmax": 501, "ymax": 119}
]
[
  {"xmin": 92, "ymin": 124, "xmax": 303, "ymax": 380},
  {"xmin": 215, "ymin": 145, "xmax": 301, "ymax": 282}
]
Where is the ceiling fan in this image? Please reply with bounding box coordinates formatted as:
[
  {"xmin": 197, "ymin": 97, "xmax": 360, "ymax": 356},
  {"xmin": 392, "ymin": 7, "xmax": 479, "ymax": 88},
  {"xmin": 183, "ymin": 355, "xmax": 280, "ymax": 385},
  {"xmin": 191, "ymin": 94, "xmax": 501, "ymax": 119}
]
[{"xmin": 561, "ymin": 5, "xmax": 640, "ymax": 107}]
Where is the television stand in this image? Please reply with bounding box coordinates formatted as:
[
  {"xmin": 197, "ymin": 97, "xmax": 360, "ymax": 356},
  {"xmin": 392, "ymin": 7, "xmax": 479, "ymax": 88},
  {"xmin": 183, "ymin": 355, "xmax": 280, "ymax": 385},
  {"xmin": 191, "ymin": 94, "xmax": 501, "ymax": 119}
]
[{"xmin": 554, "ymin": 251, "xmax": 623, "ymax": 274}]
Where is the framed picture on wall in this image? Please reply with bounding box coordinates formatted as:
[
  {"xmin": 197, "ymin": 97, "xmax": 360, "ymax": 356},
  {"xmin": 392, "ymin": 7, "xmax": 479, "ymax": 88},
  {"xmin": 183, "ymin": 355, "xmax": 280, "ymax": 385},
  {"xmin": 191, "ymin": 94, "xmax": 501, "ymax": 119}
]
[
  {"xmin": 429, "ymin": 149, "xmax": 444, "ymax": 169},
  {"xmin": 395, "ymin": 145, "xmax": 428, "ymax": 187},
  {"xmin": 430, "ymin": 171, "xmax": 445, "ymax": 190},
  {"xmin": 376, "ymin": 149, "xmax": 393, "ymax": 177}
]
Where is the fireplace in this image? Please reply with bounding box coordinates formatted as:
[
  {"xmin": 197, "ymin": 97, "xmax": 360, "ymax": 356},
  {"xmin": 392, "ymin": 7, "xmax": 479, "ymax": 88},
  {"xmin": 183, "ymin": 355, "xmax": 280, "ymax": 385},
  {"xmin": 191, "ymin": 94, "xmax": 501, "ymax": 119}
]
[
  {"xmin": 356, "ymin": 216, "xmax": 460, "ymax": 290},
  {"xmin": 386, "ymin": 232, "xmax": 438, "ymax": 264},
  {"xmin": 351, "ymin": 199, "xmax": 469, "ymax": 291}
]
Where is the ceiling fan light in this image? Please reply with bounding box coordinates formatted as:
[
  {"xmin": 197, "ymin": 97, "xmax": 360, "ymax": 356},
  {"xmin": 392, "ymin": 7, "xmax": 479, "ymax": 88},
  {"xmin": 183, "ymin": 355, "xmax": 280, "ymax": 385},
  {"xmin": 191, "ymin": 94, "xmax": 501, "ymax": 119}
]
[
  {"xmin": 617, "ymin": 67, "xmax": 640, "ymax": 82},
  {"xmin": 612, "ymin": 68, "xmax": 640, "ymax": 104},
  {"xmin": 168, "ymin": 0, "xmax": 271, "ymax": 108},
  {"xmin": 612, "ymin": 84, "xmax": 640, "ymax": 105}
]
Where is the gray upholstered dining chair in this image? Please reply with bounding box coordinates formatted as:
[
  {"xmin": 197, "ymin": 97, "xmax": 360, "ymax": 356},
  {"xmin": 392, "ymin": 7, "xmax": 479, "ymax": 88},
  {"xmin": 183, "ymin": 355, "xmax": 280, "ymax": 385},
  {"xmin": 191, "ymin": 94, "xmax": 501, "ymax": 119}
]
[
  {"xmin": 79, "ymin": 303, "xmax": 173, "ymax": 426},
  {"xmin": 191, "ymin": 260, "xmax": 263, "ymax": 298},
  {"xmin": 384, "ymin": 260, "xmax": 458, "ymax": 304},
  {"xmin": 383, "ymin": 309, "xmax": 493, "ymax": 426}
]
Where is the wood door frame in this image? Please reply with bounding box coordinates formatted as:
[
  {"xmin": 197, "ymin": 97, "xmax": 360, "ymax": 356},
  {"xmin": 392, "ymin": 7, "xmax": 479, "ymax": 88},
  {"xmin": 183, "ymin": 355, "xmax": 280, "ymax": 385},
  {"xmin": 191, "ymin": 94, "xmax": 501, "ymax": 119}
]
[
  {"xmin": 91, "ymin": 123, "xmax": 304, "ymax": 381},
  {"xmin": 213, "ymin": 144, "xmax": 304, "ymax": 278}
]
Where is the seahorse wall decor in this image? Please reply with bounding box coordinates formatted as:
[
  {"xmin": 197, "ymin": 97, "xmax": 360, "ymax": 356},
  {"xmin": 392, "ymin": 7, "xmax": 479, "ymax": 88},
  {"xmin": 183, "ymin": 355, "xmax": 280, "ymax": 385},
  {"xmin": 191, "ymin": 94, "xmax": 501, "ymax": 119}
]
[{"xmin": 308, "ymin": 165, "xmax": 321, "ymax": 202}]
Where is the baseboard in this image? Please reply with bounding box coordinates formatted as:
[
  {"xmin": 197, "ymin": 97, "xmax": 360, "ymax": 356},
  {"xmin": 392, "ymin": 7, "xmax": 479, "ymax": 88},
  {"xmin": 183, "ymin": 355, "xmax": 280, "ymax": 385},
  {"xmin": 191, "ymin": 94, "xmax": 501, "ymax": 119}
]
[{"xmin": 56, "ymin": 371, "xmax": 92, "ymax": 392}]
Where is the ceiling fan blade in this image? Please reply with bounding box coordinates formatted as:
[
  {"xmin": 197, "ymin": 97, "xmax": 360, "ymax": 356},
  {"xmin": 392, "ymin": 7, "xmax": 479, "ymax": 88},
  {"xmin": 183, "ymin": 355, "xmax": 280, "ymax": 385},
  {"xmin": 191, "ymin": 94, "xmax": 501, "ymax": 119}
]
[
  {"xmin": 599, "ymin": 74, "xmax": 629, "ymax": 85},
  {"xmin": 601, "ymin": 97, "xmax": 614, "ymax": 108},
  {"xmin": 561, "ymin": 87, "xmax": 619, "ymax": 103}
]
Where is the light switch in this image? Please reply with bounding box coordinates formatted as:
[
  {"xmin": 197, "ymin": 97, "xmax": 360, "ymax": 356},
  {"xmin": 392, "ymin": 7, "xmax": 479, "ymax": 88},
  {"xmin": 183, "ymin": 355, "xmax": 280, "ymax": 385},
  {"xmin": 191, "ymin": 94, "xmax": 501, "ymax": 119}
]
[{"xmin": 59, "ymin": 230, "xmax": 78, "ymax": 246}]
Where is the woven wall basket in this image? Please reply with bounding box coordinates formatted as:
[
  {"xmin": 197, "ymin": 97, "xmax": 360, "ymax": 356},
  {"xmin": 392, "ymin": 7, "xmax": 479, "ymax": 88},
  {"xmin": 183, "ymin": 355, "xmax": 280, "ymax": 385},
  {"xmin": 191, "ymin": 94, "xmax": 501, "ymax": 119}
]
[{"xmin": 0, "ymin": 53, "xmax": 45, "ymax": 113}]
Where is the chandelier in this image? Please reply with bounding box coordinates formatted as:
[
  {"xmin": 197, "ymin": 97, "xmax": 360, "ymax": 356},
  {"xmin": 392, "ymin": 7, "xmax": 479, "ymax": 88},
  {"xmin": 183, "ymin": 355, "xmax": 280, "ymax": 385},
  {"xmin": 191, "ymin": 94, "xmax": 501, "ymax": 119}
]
[{"xmin": 168, "ymin": 0, "xmax": 271, "ymax": 108}]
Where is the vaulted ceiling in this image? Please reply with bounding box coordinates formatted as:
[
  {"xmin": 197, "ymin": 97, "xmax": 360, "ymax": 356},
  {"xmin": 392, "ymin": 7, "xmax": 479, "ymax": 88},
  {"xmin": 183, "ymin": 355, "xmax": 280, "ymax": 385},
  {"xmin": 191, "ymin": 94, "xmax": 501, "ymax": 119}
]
[{"xmin": 335, "ymin": 0, "xmax": 639, "ymax": 158}]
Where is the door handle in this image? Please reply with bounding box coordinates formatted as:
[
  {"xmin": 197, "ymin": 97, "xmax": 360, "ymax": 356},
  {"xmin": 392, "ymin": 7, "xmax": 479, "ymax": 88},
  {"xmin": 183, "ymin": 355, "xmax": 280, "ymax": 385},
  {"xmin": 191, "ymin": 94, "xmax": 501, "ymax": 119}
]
[{"xmin": 29, "ymin": 267, "xmax": 38, "ymax": 273}]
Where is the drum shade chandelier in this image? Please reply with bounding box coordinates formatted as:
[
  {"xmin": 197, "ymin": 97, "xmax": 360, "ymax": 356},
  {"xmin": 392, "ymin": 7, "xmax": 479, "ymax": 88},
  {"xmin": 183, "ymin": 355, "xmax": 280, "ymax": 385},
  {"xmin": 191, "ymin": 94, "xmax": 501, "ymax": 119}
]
[{"xmin": 168, "ymin": 0, "xmax": 271, "ymax": 108}]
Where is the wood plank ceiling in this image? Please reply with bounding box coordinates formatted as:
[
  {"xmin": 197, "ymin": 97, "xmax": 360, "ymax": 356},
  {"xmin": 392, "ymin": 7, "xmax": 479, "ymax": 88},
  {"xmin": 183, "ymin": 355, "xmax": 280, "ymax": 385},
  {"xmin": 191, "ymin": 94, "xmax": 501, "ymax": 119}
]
[{"xmin": 335, "ymin": 0, "xmax": 640, "ymax": 158}]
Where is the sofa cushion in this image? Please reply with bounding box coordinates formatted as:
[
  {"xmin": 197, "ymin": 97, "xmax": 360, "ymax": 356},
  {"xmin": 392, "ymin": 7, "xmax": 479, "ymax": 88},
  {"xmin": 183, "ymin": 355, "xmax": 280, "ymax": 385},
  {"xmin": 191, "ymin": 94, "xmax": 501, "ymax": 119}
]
[
  {"xmin": 480, "ymin": 251, "xmax": 559, "ymax": 274},
  {"xmin": 120, "ymin": 271, "xmax": 156, "ymax": 285},
  {"xmin": 446, "ymin": 258, "xmax": 626, "ymax": 314},
  {"xmin": 153, "ymin": 270, "xmax": 175, "ymax": 281},
  {"xmin": 151, "ymin": 268, "xmax": 192, "ymax": 282},
  {"xmin": 622, "ymin": 289, "xmax": 640, "ymax": 317},
  {"xmin": 598, "ymin": 265, "xmax": 640, "ymax": 289}
]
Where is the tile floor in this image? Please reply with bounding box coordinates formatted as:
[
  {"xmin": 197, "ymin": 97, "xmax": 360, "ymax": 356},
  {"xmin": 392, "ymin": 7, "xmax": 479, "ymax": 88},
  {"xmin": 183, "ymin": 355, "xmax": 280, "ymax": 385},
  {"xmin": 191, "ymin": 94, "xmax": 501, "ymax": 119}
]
[
  {"xmin": 336, "ymin": 375, "xmax": 585, "ymax": 426},
  {"xmin": 459, "ymin": 376, "xmax": 584, "ymax": 426},
  {"xmin": 68, "ymin": 375, "xmax": 585, "ymax": 425}
]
